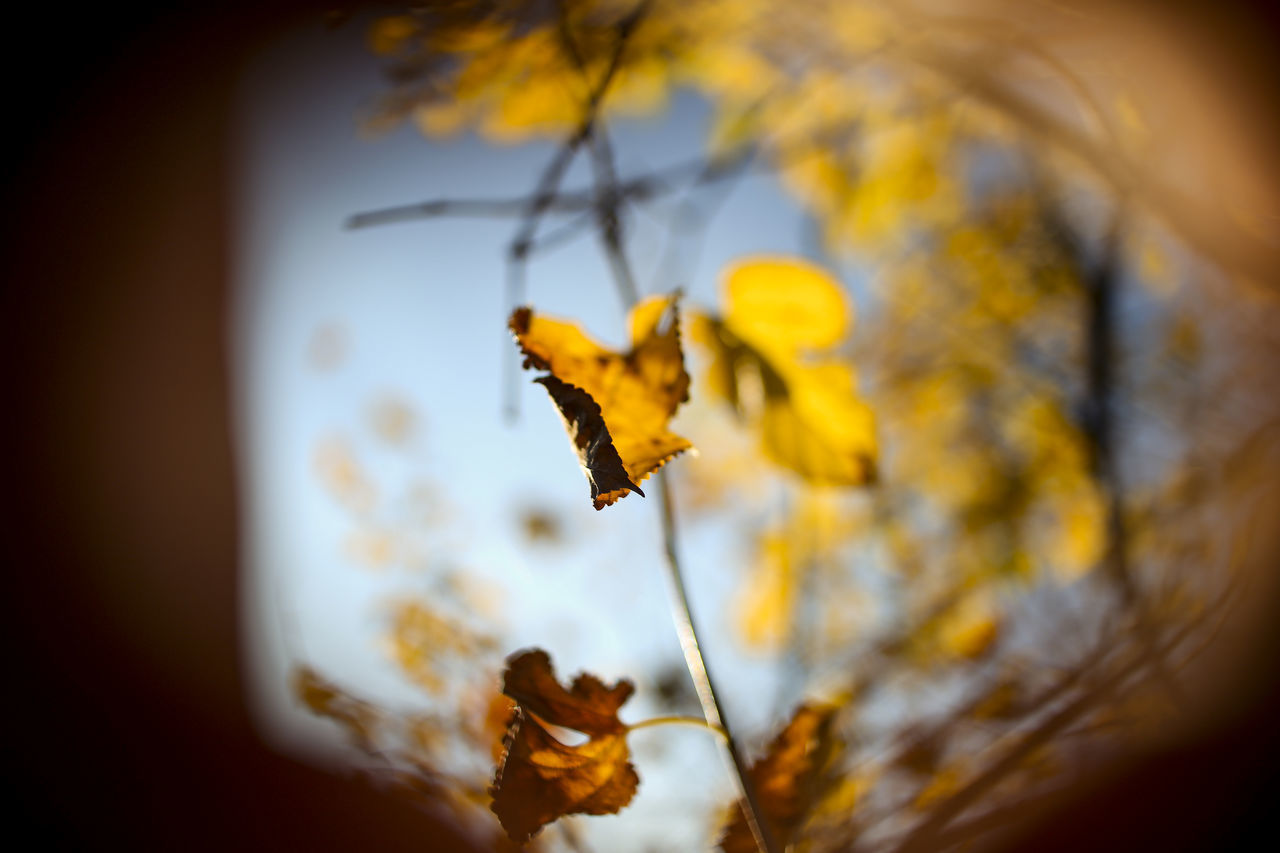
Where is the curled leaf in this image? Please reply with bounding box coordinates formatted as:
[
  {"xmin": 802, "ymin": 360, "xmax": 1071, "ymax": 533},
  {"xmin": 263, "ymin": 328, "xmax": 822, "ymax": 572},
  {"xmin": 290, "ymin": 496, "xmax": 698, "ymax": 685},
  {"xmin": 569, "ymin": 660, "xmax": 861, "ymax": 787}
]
[
  {"xmin": 719, "ymin": 703, "xmax": 839, "ymax": 853},
  {"xmin": 511, "ymin": 294, "xmax": 692, "ymax": 509},
  {"xmin": 535, "ymin": 374, "xmax": 644, "ymax": 509},
  {"xmin": 490, "ymin": 649, "xmax": 639, "ymax": 842}
]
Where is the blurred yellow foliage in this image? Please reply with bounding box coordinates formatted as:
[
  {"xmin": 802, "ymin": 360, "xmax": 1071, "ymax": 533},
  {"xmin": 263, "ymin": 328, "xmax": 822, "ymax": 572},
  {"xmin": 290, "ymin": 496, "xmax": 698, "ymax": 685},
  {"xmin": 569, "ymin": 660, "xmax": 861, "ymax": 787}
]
[
  {"xmin": 693, "ymin": 257, "xmax": 877, "ymax": 487},
  {"xmin": 313, "ymin": 435, "xmax": 377, "ymax": 514},
  {"xmin": 912, "ymin": 763, "xmax": 965, "ymax": 811},
  {"xmin": 388, "ymin": 599, "xmax": 495, "ymax": 694},
  {"xmin": 935, "ymin": 591, "xmax": 1001, "ymax": 661},
  {"xmin": 298, "ymin": 0, "xmax": 1277, "ymax": 846},
  {"xmin": 735, "ymin": 491, "xmax": 869, "ymax": 653}
]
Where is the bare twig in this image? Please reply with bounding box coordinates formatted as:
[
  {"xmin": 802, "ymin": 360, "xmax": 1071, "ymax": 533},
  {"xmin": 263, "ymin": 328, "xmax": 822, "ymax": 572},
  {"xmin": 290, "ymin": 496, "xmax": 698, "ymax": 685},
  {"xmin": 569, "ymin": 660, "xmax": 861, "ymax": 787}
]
[
  {"xmin": 499, "ymin": 0, "xmax": 649, "ymax": 421},
  {"xmin": 347, "ymin": 195, "xmax": 593, "ymax": 229},
  {"xmin": 588, "ymin": 127, "xmax": 641, "ymax": 309},
  {"xmin": 656, "ymin": 475, "xmax": 782, "ymax": 853}
]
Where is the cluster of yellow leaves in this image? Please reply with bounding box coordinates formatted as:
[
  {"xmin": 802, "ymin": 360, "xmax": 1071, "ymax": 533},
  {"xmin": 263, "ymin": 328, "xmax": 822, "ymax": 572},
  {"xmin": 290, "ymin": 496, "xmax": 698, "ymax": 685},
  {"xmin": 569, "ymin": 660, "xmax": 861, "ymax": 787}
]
[
  {"xmin": 692, "ymin": 256, "xmax": 877, "ymax": 487},
  {"xmin": 869, "ymin": 199, "xmax": 1107, "ymax": 591},
  {"xmin": 511, "ymin": 293, "xmax": 691, "ymax": 508},
  {"xmin": 489, "ymin": 648, "xmax": 639, "ymax": 842},
  {"xmin": 386, "ymin": 599, "xmax": 499, "ymax": 694},
  {"xmin": 364, "ymin": 0, "xmax": 941, "ymax": 179},
  {"xmin": 781, "ymin": 109, "xmax": 964, "ymax": 253},
  {"xmin": 365, "ymin": 0, "xmax": 730, "ymax": 142}
]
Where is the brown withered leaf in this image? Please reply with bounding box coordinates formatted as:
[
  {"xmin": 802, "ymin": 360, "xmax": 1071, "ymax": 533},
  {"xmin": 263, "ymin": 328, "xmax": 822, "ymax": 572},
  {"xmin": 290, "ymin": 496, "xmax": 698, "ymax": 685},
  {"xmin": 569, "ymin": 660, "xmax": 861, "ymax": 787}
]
[
  {"xmin": 490, "ymin": 648, "xmax": 639, "ymax": 842},
  {"xmin": 720, "ymin": 704, "xmax": 838, "ymax": 853},
  {"xmin": 510, "ymin": 294, "xmax": 692, "ymax": 509}
]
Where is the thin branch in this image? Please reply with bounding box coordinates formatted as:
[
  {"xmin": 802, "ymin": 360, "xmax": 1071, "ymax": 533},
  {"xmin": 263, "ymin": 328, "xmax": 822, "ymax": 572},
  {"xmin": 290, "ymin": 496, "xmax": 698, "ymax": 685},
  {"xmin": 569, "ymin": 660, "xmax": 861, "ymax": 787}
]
[
  {"xmin": 502, "ymin": 254, "xmax": 526, "ymax": 423},
  {"xmin": 499, "ymin": 1, "xmax": 647, "ymax": 421},
  {"xmin": 588, "ymin": 127, "xmax": 641, "ymax": 308},
  {"xmin": 656, "ymin": 475, "xmax": 782, "ymax": 853},
  {"xmin": 1083, "ymin": 215, "xmax": 1131, "ymax": 601},
  {"xmin": 344, "ymin": 150, "xmax": 750, "ymax": 234},
  {"xmin": 1075, "ymin": 208, "xmax": 1186, "ymax": 701},
  {"xmin": 347, "ymin": 196, "xmax": 592, "ymax": 229}
]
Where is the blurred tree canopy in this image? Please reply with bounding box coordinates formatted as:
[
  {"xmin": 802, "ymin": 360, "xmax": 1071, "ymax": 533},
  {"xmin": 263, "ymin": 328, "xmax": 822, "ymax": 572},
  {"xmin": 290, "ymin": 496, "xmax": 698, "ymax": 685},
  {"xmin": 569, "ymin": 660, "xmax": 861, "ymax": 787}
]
[{"xmin": 292, "ymin": 1, "xmax": 1280, "ymax": 851}]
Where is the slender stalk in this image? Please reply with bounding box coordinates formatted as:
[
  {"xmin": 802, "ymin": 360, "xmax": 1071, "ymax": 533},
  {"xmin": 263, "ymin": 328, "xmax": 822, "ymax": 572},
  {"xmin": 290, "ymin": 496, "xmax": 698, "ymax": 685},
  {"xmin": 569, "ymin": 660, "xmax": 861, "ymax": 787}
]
[
  {"xmin": 628, "ymin": 715, "xmax": 727, "ymax": 736},
  {"xmin": 656, "ymin": 475, "xmax": 782, "ymax": 853},
  {"xmin": 574, "ymin": 62, "xmax": 779, "ymax": 850},
  {"xmin": 588, "ymin": 129, "xmax": 641, "ymax": 310}
]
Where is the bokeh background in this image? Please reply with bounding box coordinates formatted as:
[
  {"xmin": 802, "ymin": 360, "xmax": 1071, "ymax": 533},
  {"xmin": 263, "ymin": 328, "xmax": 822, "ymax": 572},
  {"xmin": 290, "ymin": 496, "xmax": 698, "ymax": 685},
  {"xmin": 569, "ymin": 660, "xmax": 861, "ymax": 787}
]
[{"xmin": 9, "ymin": 2, "xmax": 1280, "ymax": 851}]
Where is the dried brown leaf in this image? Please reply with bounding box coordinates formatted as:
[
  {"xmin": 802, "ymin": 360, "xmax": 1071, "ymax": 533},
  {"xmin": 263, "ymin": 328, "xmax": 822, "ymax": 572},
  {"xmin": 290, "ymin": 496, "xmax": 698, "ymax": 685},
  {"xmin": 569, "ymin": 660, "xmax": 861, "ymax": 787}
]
[
  {"xmin": 490, "ymin": 649, "xmax": 639, "ymax": 842},
  {"xmin": 719, "ymin": 704, "xmax": 838, "ymax": 853}
]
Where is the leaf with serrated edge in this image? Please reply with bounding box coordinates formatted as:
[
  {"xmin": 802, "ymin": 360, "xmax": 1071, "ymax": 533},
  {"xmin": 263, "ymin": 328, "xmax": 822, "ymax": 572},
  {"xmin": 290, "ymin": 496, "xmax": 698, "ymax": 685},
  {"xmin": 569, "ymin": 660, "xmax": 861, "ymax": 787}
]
[
  {"xmin": 490, "ymin": 649, "xmax": 639, "ymax": 842},
  {"xmin": 719, "ymin": 703, "xmax": 838, "ymax": 853},
  {"xmin": 510, "ymin": 294, "xmax": 691, "ymax": 508}
]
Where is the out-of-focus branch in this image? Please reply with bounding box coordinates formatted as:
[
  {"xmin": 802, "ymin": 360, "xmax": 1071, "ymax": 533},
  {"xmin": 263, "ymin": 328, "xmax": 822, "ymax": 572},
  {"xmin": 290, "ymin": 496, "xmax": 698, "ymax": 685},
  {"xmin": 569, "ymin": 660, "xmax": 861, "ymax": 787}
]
[
  {"xmin": 889, "ymin": 620, "xmax": 1197, "ymax": 853},
  {"xmin": 887, "ymin": 39, "xmax": 1278, "ymax": 284},
  {"xmin": 498, "ymin": 0, "xmax": 647, "ymax": 421}
]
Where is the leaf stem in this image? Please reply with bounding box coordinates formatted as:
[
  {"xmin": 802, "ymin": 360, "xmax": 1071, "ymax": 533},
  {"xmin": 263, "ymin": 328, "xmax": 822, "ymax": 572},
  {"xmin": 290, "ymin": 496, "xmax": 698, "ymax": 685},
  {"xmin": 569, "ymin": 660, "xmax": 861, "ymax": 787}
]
[{"xmin": 628, "ymin": 715, "xmax": 727, "ymax": 737}]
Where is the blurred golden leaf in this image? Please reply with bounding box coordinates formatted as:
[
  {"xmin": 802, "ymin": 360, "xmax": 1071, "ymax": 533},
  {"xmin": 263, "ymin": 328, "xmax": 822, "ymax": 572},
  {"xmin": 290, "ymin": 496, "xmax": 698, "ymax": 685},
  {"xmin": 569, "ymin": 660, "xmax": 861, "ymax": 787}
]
[
  {"xmin": 736, "ymin": 530, "xmax": 796, "ymax": 650},
  {"xmin": 510, "ymin": 294, "xmax": 692, "ymax": 508},
  {"xmin": 912, "ymin": 763, "xmax": 964, "ymax": 811},
  {"xmin": 387, "ymin": 600, "xmax": 491, "ymax": 694},
  {"xmin": 935, "ymin": 591, "xmax": 1002, "ymax": 661},
  {"xmin": 722, "ymin": 257, "xmax": 849, "ymax": 355},
  {"xmin": 693, "ymin": 257, "xmax": 876, "ymax": 485},
  {"xmin": 293, "ymin": 666, "xmax": 382, "ymax": 751},
  {"xmin": 490, "ymin": 648, "xmax": 639, "ymax": 842},
  {"xmin": 719, "ymin": 704, "xmax": 838, "ymax": 853}
]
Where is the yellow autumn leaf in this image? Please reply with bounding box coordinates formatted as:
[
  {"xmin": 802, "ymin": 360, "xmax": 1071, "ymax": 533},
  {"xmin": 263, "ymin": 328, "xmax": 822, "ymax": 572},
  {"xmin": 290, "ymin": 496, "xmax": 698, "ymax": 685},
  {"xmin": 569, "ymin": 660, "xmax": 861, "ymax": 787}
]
[
  {"xmin": 723, "ymin": 257, "xmax": 850, "ymax": 354},
  {"xmin": 511, "ymin": 294, "xmax": 691, "ymax": 508},
  {"xmin": 736, "ymin": 531, "xmax": 795, "ymax": 649},
  {"xmin": 693, "ymin": 257, "xmax": 876, "ymax": 486},
  {"xmin": 936, "ymin": 590, "xmax": 1002, "ymax": 661}
]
